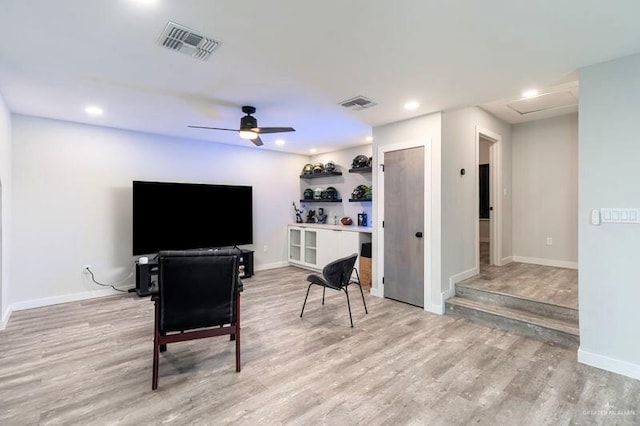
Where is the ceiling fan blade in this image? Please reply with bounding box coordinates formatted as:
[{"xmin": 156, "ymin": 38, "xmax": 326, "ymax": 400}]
[
  {"xmin": 188, "ymin": 126, "xmax": 240, "ymax": 132},
  {"xmin": 251, "ymin": 127, "xmax": 295, "ymax": 134},
  {"xmin": 251, "ymin": 135, "xmax": 264, "ymax": 146}
]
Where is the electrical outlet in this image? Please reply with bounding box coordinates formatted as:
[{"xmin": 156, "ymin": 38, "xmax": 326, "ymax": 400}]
[
  {"xmin": 263, "ymin": 245, "xmax": 268, "ymax": 253},
  {"xmin": 546, "ymin": 237, "xmax": 553, "ymax": 246},
  {"xmin": 83, "ymin": 264, "xmax": 92, "ymax": 273}
]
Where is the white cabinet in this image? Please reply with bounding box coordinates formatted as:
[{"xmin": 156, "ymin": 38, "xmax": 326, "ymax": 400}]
[
  {"xmin": 288, "ymin": 225, "xmax": 362, "ymax": 271},
  {"xmin": 317, "ymin": 229, "xmax": 360, "ymax": 268},
  {"xmin": 288, "ymin": 226, "xmax": 319, "ymax": 268}
]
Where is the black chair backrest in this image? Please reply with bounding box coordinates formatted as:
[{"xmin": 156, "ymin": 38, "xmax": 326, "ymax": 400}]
[
  {"xmin": 322, "ymin": 254, "xmax": 358, "ymax": 289},
  {"xmin": 157, "ymin": 249, "xmax": 240, "ymax": 333}
]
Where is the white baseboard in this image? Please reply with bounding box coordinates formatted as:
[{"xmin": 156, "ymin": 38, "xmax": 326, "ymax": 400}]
[
  {"xmin": 449, "ymin": 267, "xmax": 479, "ymax": 291},
  {"xmin": 479, "ymin": 237, "xmax": 490, "ymax": 243},
  {"xmin": 500, "ymin": 256, "xmax": 513, "ymax": 265},
  {"xmin": 441, "ymin": 288, "xmax": 455, "ymax": 303},
  {"xmin": 578, "ymin": 347, "xmax": 640, "ymax": 381},
  {"xmin": 254, "ymin": 261, "xmax": 289, "ymax": 272},
  {"xmin": 425, "ymin": 303, "xmax": 444, "ymax": 315},
  {"xmin": 9, "ymin": 288, "xmax": 123, "ymax": 313},
  {"xmin": 370, "ymin": 286, "xmax": 382, "ymax": 298},
  {"xmin": 513, "ymin": 256, "xmax": 578, "ymax": 270},
  {"xmin": 0, "ymin": 305, "xmax": 12, "ymax": 331}
]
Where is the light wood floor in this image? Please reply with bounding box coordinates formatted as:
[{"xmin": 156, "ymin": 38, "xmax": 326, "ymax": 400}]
[
  {"xmin": 464, "ymin": 242, "xmax": 578, "ymax": 309},
  {"xmin": 1, "ymin": 266, "xmax": 637, "ymax": 425}
]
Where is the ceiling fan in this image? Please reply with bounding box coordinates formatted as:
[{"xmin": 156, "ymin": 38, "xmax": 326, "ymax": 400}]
[{"xmin": 188, "ymin": 105, "xmax": 295, "ymax": 146}]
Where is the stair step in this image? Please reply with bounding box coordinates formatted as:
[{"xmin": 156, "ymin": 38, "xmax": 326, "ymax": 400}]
[
  {"xmin": 445, "ymin": 296, "xmax": 579, "ymax": 347},
  {"xmin": 455, "ymin": 284, "xmax": 578, "ymax": 324}
]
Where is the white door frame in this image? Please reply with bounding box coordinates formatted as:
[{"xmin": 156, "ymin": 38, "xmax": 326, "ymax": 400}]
[
  {"xmin": 475, "ymin": 126, "xmax": 503, "ymax": 270},
  {"xmin": 375, "ymin": 138, "xmax": 437, "ymax": 312}
]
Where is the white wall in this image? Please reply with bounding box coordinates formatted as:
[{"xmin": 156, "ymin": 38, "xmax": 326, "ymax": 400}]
[
  {"xmin": 372, "ymin": 112, "xmax": 442, "ymax": 312},
  {"xmin": 578, "ymin": 53, "xmax": 640, "ymax": 379},
  {"xmin": 441, "ymin": 107, "xmax": 512, "ymax": 289},
  {"xmin": 309, "ymin": 145, "xmax": 372, "ymax": 225},
  {"xmin": 512, "ymin": 113, "xmax": 578, "ymax": 267},
  {"xmin": 0, "ymin": 93, "xmax": 11, "ymax": 328},
  {"xmin": 10, "ymin": 115, "xmax": 306, "ymax": 308}
]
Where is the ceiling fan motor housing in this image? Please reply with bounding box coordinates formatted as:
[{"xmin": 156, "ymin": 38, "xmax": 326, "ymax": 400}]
[{"xmin": 240, "ymin": 114, "xmax": 258, "ymax": 130}]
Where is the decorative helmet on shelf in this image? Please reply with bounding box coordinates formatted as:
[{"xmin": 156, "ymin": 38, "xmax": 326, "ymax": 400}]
[
  {"xmin": 325, "ymin": 186, "xmax": 338, "ymax": 200},
  {"xmin": 303, "ymin": 188, "xmax": 314, "ymax": 200},
  {"xmin": 302, "ymin": 163, "xmax": 314, "ymax": 175},
  {"xmin": 352, "ymin": 154, "xmax": 369, "ymax": 169},
  {"xmin": 312, "ymin": 163, "xmax": 325, "ymax": 174},
  {"xmin": 351, "ymin": 184, "xmax": 369, "ymax": 200},
  {"xmin": 365, "ymin": 185, "xmax": 373, "ymax": 199},
  {"xmin": 367, "ymin": 156, "xmax": 372, "ymax": 167},
  {"xmin": 325, "ymin": 161, "xmax": 336, "ymax": 172},
  {"xmin": 314, "ymin": 187, "xmax": 323, "ymax": 199}
]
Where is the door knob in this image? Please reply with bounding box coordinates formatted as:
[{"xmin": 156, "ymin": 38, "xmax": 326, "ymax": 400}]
[{"xmin": 415, "ymin": 232, "xmax": 423, "ymax": 238}]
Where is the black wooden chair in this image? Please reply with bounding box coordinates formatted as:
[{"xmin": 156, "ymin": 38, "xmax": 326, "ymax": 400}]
[
  {"xmin": 300, "ymin": 253, "xmax": 368, "ymax": 327},
  {"xmin": 151, "ymin": 248, "xmax": 242, "ymax": 390}
]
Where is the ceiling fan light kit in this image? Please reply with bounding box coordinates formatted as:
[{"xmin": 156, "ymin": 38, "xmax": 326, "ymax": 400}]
[{"xmin": 188, "ymin": 105, "xmax": 295, "ymax": 147}]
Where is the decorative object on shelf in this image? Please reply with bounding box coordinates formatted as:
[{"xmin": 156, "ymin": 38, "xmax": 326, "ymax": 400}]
[
  {"xmin": 333, "ymin": 216, "xmax": 338, "ymax": 225},
  {"xmin": 306, "ymin": 209, "xmax": 316, "ymax": 223},
  {"xmin": 367, "ymin": 156, "xmax": 372, "ymax": 167},
  {"xmin": 351, "ymin": 184, "xmax": 370, "ymax": 200},
  {"xmin": 314, "ymin": 188, "xmax": 323, "ymax": 200},
  {"xmin": 317, "ymin": 208, "xmax": 328, "ymax": 224},
  {"xmin": 357, "ymin": 212, "xmax": 368, "ymax": 227},
  {"xmin": 302, "ymin": 163, "xmax": 313, "ymax": 175},
  {"xmin": 312, "ymin": 162, "xmax": 325, "ymax": 174},
  {"xmin": 325, "ymin": 186, "xmax": 339, "ymax": 200},
  {"xmin": 325, "ymin": 161, "xmax": 336, "ymax": 172},
  {"xmin": 351, "ymin": 154, "xmax": 369, "ymax": 169},
  {"xmin": 341, "ymin": 217, "xmax": 353, "ymax": 226},
  {"xmin": 292, "ymin": 202, "xmax": 304, "ymax": 223},
  {"xmin": 303, "ymin": 188, "xmax": 314, "ymax": 200},
  {"xmin": 366, "ymin": 185, "xmax": 372, "ymax": 200}
]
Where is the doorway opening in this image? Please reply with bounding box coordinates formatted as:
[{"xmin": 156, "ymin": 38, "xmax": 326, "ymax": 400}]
[{"xmin": 475, "ymin": 127, "xmax": 502, "ymax": 271}]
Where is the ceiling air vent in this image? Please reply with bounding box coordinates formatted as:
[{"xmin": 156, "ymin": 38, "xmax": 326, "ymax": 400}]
[
  {"xmin": 339, "ymin": 96, "xmax": 377, "ymax": 111},
  {"xmin": 158, "ymin": 21, "xmax": 219, "ymax": 61}
]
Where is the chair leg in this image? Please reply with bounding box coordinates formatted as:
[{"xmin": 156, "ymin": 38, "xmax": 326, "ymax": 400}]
[
  {"xmin": 300, "ymin": 283, "xmax": 313, "ymax": 317},
  {"xmin": 352, "ymin": 267, "xmax": 368, "ymax": 314},
  {"xmin": 322, "ymin": 286, "xmax": 326, "ymax": 305},
  {"xmin": 344, "ymin": 288, "xmax": 354, "ymax": 328},
  {"xmin": 358, "ymin": 284, "xmax": 368, "ymax": 314},
  {"xmin": 152, "ymin": 301, "xmax": 160, "ymax": 390},
  {"xmin": 235, "ymin": 294, "xmax": 241, "ymax": 372}
]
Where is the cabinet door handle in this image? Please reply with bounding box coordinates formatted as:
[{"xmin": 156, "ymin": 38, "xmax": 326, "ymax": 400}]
[{"xmin": 415, "ymin": 232, "xmax": 423, "ymax": 238}]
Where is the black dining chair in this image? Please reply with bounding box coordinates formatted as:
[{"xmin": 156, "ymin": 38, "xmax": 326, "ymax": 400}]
[
  {"xmin": 300, "ymin": 253, "xmax": 368, "ymax": 327},
  {"xmin": 151, "ymin": 248, "xmax": 242, "ymax": 390}
]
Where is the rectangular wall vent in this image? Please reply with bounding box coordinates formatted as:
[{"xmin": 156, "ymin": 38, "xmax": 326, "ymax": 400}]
[
  {"xmin": 339, "ymin": 96, "xmax": 377, "ymax": 111},
  {"xmin": 158, "ymin": 21, "xmax": 219, "ymax": 61}
]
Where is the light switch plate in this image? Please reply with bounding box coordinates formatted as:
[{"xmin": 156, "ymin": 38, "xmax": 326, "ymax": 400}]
[{"xmin": 600, "ymin": 208, "xmax": 640, "ymax": 224}]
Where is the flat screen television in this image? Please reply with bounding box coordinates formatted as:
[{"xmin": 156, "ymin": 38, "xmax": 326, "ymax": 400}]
[{"xmin": 133, "ymin": 180, "xmax": 253, "ymax": 255}]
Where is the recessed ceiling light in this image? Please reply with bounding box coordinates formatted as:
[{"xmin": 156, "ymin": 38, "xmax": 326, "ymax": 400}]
[
  {"xmin": 522, "ymin": 89, "xmax": 539, "ymax": 98},
  {"xmin": 132, "ymin": 0, "xmax": 157, "ymax": 5},
  {"xmin": 404, "ymin": 101, "xmax": 420, "ymax": 110},
  {"xmin": 310, "ymin": 148, "xmax": 317, "ymax": 154},
  {"xmin": 366, "ymin": 136, "xmax": 373, "ymax": 142},
  {"xmin": 84, "ymin": 105, "xmax": 103, "ymax": 116},
  {"xmin": 275, "ymin": 139, "xmax": 285, "ymax": 146}
]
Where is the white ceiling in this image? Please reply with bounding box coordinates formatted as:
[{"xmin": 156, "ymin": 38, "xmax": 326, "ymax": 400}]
[{"xmin": 1, "ymin": 1, "xmax": 639, "ymax": 155}]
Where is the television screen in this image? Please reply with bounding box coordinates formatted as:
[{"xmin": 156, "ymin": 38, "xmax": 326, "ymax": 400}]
[{"xmin": 133, "ymin": 180, "xmax": 253, "ymax": 255}]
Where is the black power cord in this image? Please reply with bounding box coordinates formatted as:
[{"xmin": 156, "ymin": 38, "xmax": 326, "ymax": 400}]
[{"xmin": 85, "ymin": 267, "xmax": 130, "ymax": 293}]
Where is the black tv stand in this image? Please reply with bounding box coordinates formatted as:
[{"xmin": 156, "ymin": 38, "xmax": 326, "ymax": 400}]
[{"xmin": 134, "ymin": 248, "xmax": 254, "ymax": 297}]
